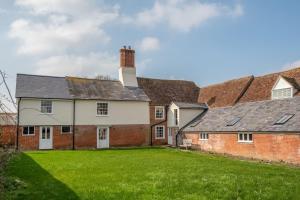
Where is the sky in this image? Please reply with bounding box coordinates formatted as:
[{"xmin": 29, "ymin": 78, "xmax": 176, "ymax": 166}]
[{"xmin": 1, "ymin": 0, "xmax": 300, "ymax": 112}]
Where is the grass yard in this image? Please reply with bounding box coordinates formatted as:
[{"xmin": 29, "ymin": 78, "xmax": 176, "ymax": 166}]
[{"xmin": 3, "ymin": 148, "xmax": 300, "ymax": 200}]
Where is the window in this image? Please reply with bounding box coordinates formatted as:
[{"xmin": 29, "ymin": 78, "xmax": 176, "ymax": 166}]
[
  {"xmin": 61, "ymin": 126, "xmax": 72, "ymax": 134},
  {"xmin": 23, "ymin": 126, "xmax": 35, "ymax": 135},
  {"xmin": 272, "ymin": 88, "xmax": 293, "ymax": 99},
  {"xmin": 199, "ymin": 133, "xmax": 209, "ymax": 140},
  {"xmin": 155, "ymin": 106, "xmax": 164, "ymax": 119},
  {"xmin": 226, "ymin": 117, "xmax": 241, "ymax": 126},
  {"xmin": 41, "ymin": 100, "xmax": 52, "ymax": 113},
  {"xmin": 155, "ymin": 125, "xmax": 165, "ymax": 139},
  {"xmin": 274, "ymin": 114, "xmax": 294, "ymax": 125},
  {"xmin": 97, "ymin": 102, "xmax": 108, "ymax": 116},
  {"xmin": 174, "ymin": 109, "xmax": 178, "ymax": 126},
  {"xmin": 238, "ymin": 133, "xmax": 253, "ymax": 143}
]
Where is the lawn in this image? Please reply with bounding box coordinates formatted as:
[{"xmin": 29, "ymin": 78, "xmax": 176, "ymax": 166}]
[{"xmin": 3, "ymin": 148, "xmax": 300, "ymax": 200}]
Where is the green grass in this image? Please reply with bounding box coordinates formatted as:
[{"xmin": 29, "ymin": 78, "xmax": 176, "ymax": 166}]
[{"xmin": 3, "ymin": 148, "xmax": 300, "ymax": 200}]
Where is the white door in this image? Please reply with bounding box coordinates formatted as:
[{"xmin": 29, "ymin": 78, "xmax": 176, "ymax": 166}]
[
  {"xmin": 168, "ymin": 128, "xmax": 173, "ymax": 145},
  {"xmin": 39, "ymin": 126, "xmax": 53, "ymax": 149},
  {"xmin": 97, "ymin": 127, "xmax": 109, "ymax": 149}
]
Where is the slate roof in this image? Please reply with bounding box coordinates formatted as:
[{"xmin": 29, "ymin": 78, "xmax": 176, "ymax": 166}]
[
  {"xmin": 239, "ymin": 67, "xmax": 300, "ymax": 103},
  {"xmin": 16, "ymin": 74, "xmax": 71, "ymax": 99},
  {"xmin": 173, "ymin": 102, "xmax": 207, "ymax": 109},
  {"xmin": 198, "ymin": 76, "xmax": 254, "ymax": 108},
  {"xmin": 137, "ymin": 77, "xmax": 200, "ymax": 105},
  {"xmin": 16, "ymin": 74, "xmax": 149, "ymax": 101},
  {"xmin": 66, "ymin": 77, "xmax": 149, "ymax": 101},
  {"xmin": 184, "ymin": 96, "xmax": 300, "ymax": 132}
]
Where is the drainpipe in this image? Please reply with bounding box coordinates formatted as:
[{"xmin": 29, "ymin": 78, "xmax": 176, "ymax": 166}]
[
  {"xmin": 16, "ymin": 98, "xmax": 21, "ymax": 151},
  {"xmin": 72, "ymin": 99, "xmax": 76, "ymax": 150},
  {"xmin": 150, "ymin": 105, "xmax": 169, "ymax": 146},
  {"xmin": 175, "ymin": 107, "xmax": 208, "ymax": 147}
]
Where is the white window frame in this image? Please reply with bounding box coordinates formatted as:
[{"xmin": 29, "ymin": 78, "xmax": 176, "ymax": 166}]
[
  {"xmin": 271, "ymin": 88, "xmax": 293, "ymax": 100},
  {"xmin": 155, "ymin": 106, "xmax": 165, "ymax": 119},
  {"xmin": 199, "ymin": 132, "xmax": 209, "ymax": 141},
  {"xmin": 61, "ymin": 125, "xmax": 72, "ymax": 134},
  {"xmin": 40, "ymin": 100, "xmax": 53, "ymax": 114},
  {"xmin": 155, "ymin": 125, "xmax": 165, "ymax": 139},
  {"xmin": 238, "ymin": 133, "xmax": 253, "ymax": 143},
  {"xmin": 22, "ymin": 126, "xmax": 35, "ymax": 136},
  {"xmin": 96, "ymin": 102, "xmax": 109, "ymax": 116}
]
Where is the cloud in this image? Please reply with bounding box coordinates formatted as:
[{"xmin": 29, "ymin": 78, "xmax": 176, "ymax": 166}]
[
  {"xmin": 283, "ymin": 60, "xmax": 300, "ymax": 70},
  {"xmin": 135, "ymin": 0, "xmax": 244, "ymax": 32},
  {"xmin": 35, "ymin": 52, "xmax": 119, "ymax": 77},
  {"xmin": 9, "ymin": 0, "xmax": 119, "ymax": 55},
  {"xmin": 139, "ymin": 37, "xmax": 160, "ymax": 52}
]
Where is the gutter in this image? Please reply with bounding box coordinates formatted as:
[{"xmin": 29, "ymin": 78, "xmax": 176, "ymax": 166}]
[
  {"xmin": 150, "ymin": 105, "xmax": 169, "ymax": 146},
  {"xmin": 16, "ymin": 97, "xmax": 21, "ymax": 150},
  {"xmin": 175, "ymin": 107, "xmax": 208, "ymax": 147},
  {"xmin": 72, "ymin": 99, "xmax": 76, "ymax": 150}
]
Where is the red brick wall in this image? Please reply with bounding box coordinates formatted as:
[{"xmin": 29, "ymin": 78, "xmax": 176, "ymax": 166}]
[
  {"xmin": 0, "ymin": 125, "xmax": 16, "ymax": 147},
  {"xmin": 18, "ymin": 124, "xmax": 150, "ymax": 150},
  {"xmin": 149, "ymin": 105, "xmax": 168, "ymax": 145},
  {"xmin": 18, "ymin": 126, "xmax": 39, "ymax": 150},
  {"xmin": 185, "ymin": 132, "xmax": 300, "ymax": 164}
]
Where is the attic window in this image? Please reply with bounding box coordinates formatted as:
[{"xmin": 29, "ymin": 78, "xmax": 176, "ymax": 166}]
[
  {"xmin": 274, "ymin": 114, "xmax": 294, "ymax": 125},
  {"xmin": 226, "ymin": 117, "xmax": 241, "ymax": 126}
]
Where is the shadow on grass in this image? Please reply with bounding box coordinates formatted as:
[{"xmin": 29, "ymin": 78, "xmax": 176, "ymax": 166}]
[{"xmin": 5, "ymin": 153, "xmax": 79, "ymax": 200}]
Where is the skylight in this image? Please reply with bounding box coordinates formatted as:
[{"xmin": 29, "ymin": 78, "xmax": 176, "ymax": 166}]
[
  {"xmin": 226, "ymin": 117, "xmax": 241, "ymax": 126},
  {"xmin": 274, "ymin": 114, "xmax": 295, "ymax": 125}
]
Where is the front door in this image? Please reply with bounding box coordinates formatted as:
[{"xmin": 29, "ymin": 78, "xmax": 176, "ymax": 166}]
[
  {"xmin": 39, "ymin": 126, "xmax": 53, "ymax": 149},
  {"xmin": 97, "ymin": 127, "xmax": 109, "ymax": 149},
  {"xmin": 168, "ymin": 128, "xmax": 173, "ymax": 145}
]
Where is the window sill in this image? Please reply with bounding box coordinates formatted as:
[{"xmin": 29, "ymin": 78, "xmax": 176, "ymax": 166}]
[
  {"xmin": 238, "ymin": 141, "xmax": 253, "ymax": 144},
  {"xmin": 22, "ymin": 134, "xmax": 35, "ymax": 136},
  {"xmin": 61, "ymin": 132, "xmax": 72, "ymax": 135},
  {"xmin": 199, "ymin": 139, "xmax": 208, "ymax": 141},
  {"xmin": 40, "ymin": 113, "xmax": 54, "ymax": 115},
  {"xmin": 155, "ymin": 137, "xmax": 165, "ymax": 140},
  {"xmin": 96, "ymin": 115, "xmax": 109, "ymax": 117}
]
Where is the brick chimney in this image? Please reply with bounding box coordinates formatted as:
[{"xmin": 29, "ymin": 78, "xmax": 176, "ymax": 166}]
[
  {"xmin": 120, "ymin": 45, "xmax": 135, "ymax": 68},
  {"xmin": 119, "ymin": 46, "xmax": 138, "ymax": 87}
]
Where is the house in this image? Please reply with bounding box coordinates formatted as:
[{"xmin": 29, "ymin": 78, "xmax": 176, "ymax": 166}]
[
  {"xmin": 15, "ymin": 47, "xmax": 151, "ymax": 150},
  {"xmin": 8, "ymin": 45, "xmax": 300, "ymax": 164},
  {"xmin": 182, "ymin": 70, "xmax": 300, "ymax": 164}
]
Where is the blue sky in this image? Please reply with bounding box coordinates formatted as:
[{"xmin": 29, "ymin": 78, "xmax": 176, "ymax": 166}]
[{"xmin": 1, "ymin": 0, "xmax": 300, "ymax": 111}]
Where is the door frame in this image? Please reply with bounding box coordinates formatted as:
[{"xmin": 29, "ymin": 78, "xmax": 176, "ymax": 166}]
[
  {"xmin": 39, "ymin": 126, "xmax": 53, "ymax": 150},
  {"xmin": 96, "ymin": 126, "xmax": 110, "ymax": 149}
]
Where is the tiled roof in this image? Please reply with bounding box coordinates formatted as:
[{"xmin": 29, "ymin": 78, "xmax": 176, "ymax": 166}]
[
  {"xmin": 184, "ymin": 96, "xmax": 300, "ymax": 133},
  {"xmin": 137, "ymin": 77, "xmax": 199, "ymax": 105},
  {"xmin": 239, "ymin": 67, "xmax": 300, "ymax": 103},
  {"xmin": 16, "ymin": 74, "xmax": 149, "ymax": 101},
  {"xmin": 173, "ymin": 102, "xmax": 207, "ymax": 109},
  {"xmin": 198, "ymin": 76, "xmax": 254, "ymax": 108}
]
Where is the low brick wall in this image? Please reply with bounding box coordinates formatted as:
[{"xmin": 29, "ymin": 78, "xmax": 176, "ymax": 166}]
[
  {"xmin": 0, "ymin": 125, "xmax": 16, "ymax": 147},
  {"xmin": 184, "ymin": 132, "xmax": 300, "ymax": 164}
]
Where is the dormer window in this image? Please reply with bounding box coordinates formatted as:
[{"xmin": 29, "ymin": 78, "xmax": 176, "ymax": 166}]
[
  {"xmin": 272, "ymin": 88, "xmax": 293, "ymax": 99},
  {"xmin": 271, "ymin": 76, "xmax": 296, "ymax": 100}
]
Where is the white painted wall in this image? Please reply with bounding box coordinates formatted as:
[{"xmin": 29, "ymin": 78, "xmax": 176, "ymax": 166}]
[
  {"xmin": 19, "ymin": 99, "xmax": 150, "ymax": 126},
  {"xmin": 19, "ymin": 99, "xmax": 73, "ymax": 126},
  {"xmin": 75, "ymin": 100, "xmax": 149, "ymax": 125},
  {"xmin": 167, "ymin": 102, "xmax": 203, "ymax": 129},
  {"xmin": 119, "ymin": 67, "xmax": 138, "ymax": 87}
]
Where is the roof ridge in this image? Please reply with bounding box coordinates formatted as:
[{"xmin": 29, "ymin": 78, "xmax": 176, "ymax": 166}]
[
  {"xmin": 255, "ymin": 67, "xmax": 300, "ymax": 78},
  {"xmin": 66, "ymin": 76, "xmax": 120, "ymax": 82},
  {"xmin": 17, "ymin": 73, "xmax": 65, "ymax": 78},
  {"xmin": 201, "ymin": 75, "xmax": 254, "ymax": 88},
  {"xmin": 137, "ymin": 76, "xmax": 196, "ymax": 84}
]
